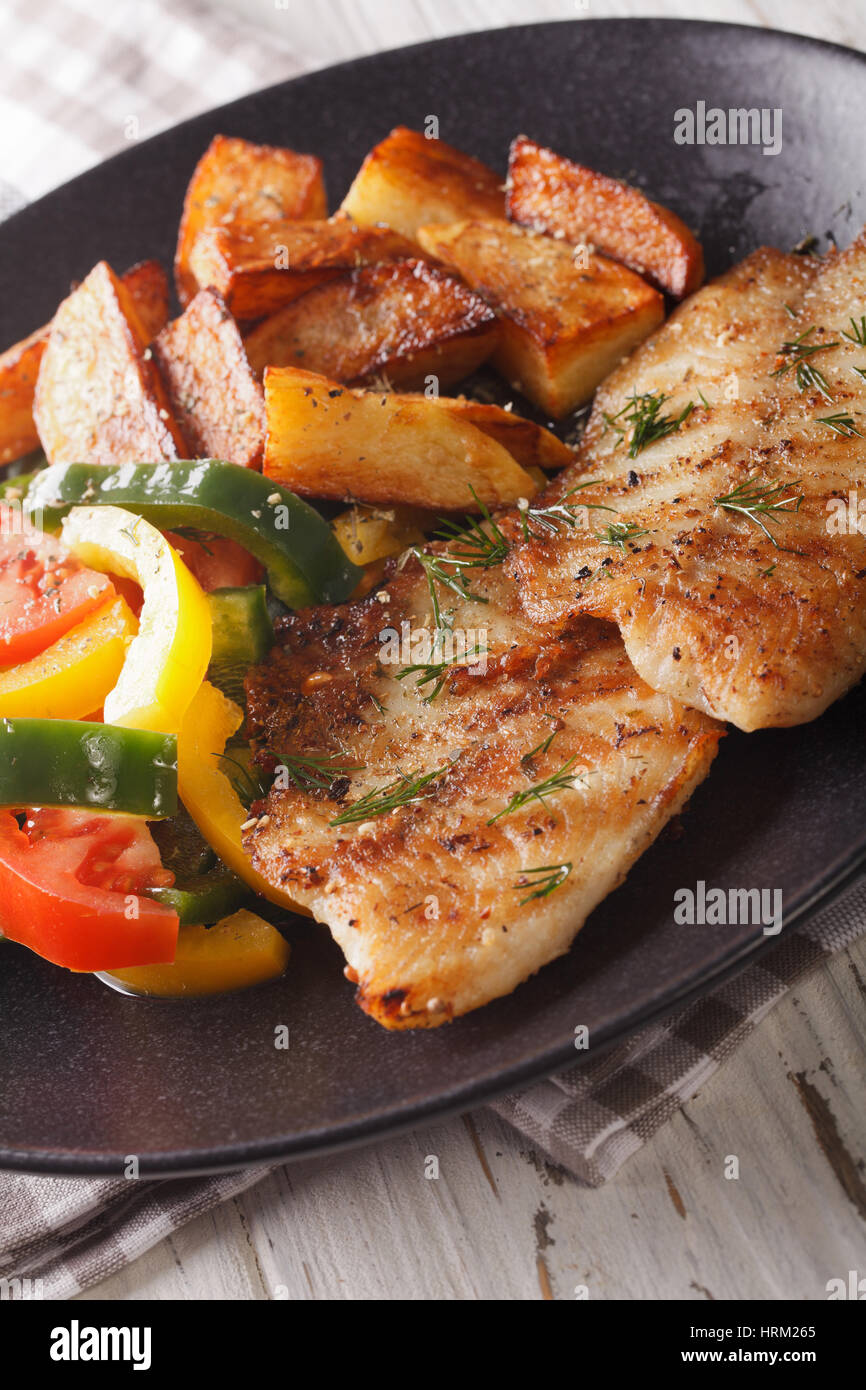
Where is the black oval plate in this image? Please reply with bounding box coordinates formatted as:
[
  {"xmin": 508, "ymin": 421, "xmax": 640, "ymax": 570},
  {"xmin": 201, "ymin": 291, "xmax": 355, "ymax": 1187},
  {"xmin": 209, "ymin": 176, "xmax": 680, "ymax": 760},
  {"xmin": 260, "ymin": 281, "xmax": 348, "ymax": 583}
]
[{"xmin": 1, "ymin": 18, "xmax": 864, "ymax": 1176}]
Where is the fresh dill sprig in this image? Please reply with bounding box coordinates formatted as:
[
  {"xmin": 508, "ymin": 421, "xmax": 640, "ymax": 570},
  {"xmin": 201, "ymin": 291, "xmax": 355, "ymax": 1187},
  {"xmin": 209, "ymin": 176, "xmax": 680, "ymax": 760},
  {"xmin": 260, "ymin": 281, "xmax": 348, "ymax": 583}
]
[
  {"xmin": 783, "ymin": 302, "xmax": 799, "ymax": 319},
  {"xmin": 272, "ymin": 750, "xmax": 365, "ymax": 794},
  {"xmin": 817, "ymin": 412, "xmax": 863, "ymax": 438},
  {"xmin": 513, "ymin": 862, "xmax": 573, "ymax": 906},
  {"xmin": 410, "ymin": 548, "xmax": 487, "ymax": 632},
  {"xmin": 575, "ymin": 562, "xmax": 614, "ymax": 589},
  {"xmin": 329, "ymin": 764, "xmax": 449, "ymax": 827},
  {"xmin": 487, "ymin": 757, "xmax": 584, "ymax": 827},
  {"xmin": 517, "ymin": 481, "xmax": 615, "ymax": 541},
  {"xmin": 795, "ymin": 360, "xmax": 835, "ymax": 401},
  {"xmin": 771, "ymin": 326, "xmax": 838, "ymax": 401},
  {"xmin": 601, "ymin": 406, "xmax": 626, "ymax": 445},
  {"xmin": 216, "ymin": 749, "xmax": 269, "ymax": 810},
  {"xmin": 713, "ymin": 477, "xmax": 804, "ymax": 548},
  {"xmin": 170, "ymin": 526, "xmax": 215, "ymax": 555},
  {"xmin": 852, "ymin": 366, "xmax": 866, "ymax": 383},
  {"xmin": 595, "ymin": 520, "xmax": 650, "ymax": 549},
  {"xmin": 758, "ymin": 563, "xmax": 777, "ymax": 578},
  {"xmin": 396, "ymin": 644, "xmax": 488, "ymax": 703},
  {"xmin": 842, "ymin": 316, "xmax": 866, "ymax": 346},
  {"xmin": 435, "ymin": 488, "xmax": 508, "ymax": 568},
  {"xmin": 404, "ymin": 531, "xmax": 491, "ymax": 693},
  {"xmin": 520, "ymin": 730, "xmax": 557, "ymax": 770},
  {"xmin": 603, "ymin": 391, "xmax": 695, "ymax": 458}
]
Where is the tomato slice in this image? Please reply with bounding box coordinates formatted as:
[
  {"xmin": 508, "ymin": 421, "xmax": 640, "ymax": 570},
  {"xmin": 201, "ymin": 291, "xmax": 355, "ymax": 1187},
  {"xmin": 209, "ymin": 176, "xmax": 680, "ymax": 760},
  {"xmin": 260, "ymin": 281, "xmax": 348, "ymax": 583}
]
[
  {"xmin": 0, "ymin": 513, "xmax": 114, "ymax": 664},
  {"xmin": 163, "ymin": 531, "xmax": 263, "ymax": 592},
  {"xmin": 0, "ymin": 808, "xmax": 178, "ymax": 971}
]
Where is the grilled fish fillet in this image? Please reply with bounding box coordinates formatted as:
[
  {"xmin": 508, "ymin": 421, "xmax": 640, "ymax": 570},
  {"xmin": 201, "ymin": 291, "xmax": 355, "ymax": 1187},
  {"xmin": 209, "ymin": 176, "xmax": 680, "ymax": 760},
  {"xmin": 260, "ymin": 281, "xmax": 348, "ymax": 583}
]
[
  {"xmin": 244, "ymin": 558, "xmax": 720, "ymax": 1028},
  {"xmin": 508, "ymin": 236, "xmax": 866, "ymax": 729}
]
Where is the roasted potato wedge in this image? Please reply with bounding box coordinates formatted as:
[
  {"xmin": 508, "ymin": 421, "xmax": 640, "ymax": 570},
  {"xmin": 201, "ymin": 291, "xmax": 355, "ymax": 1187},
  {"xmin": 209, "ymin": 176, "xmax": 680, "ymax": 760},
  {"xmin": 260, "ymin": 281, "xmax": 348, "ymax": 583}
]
[
  {"xmin": 0, "ymin": 259, "xmax": 170, "ymax": 466},
  {"xmin": 244, "ymin": 258, "xmax": 499, "ymax": 389},
  {"xmin": 425, "ymin": 396, "xmax": 575, "ymax": 470},
  {"xmin": 34, "ymin": 261, "xmax": 187, "ymax": 466},
  {"xmin": 187, "ymin": 218, "xmax": 418, "ymax": 320},
  {"xmin": 417, "ymin": 219, "xmax": 664, "ymax": 417},
  {"xmin": 340, "ymin": 126, "xmax": 504, "ymax": 241},
  {"xmin": 152, "ymin": 289, "xmax": 264, "ymax": 468},
  {"xmin": 176, "ymin": 134, "xmax": 327, "ymax": 304},
  {"xmin": 0, "ymin": 327, "xmax": 47, "ymax": 467},
  {"xmin": 263, "ymin": 366, "xmax": 539, "ymax": 511},
  {"xmin": 122, "ymin": 259, "xmax": 172, "ymax": 342},
  {"xmin": 507, "ymin": 135, "xmax": 704, "ymax": 299}
]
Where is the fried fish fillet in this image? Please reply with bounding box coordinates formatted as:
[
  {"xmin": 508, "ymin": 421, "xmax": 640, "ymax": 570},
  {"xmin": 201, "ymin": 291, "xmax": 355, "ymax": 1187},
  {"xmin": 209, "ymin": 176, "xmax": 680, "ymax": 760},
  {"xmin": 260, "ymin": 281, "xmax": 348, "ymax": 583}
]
[
  {"xmin": 243, "ymin": 557, "xmax": 720, "ymax": 1028},
  {"xmin": 508, "ymin": 235, "xmax": 866, "ymax": 730}
]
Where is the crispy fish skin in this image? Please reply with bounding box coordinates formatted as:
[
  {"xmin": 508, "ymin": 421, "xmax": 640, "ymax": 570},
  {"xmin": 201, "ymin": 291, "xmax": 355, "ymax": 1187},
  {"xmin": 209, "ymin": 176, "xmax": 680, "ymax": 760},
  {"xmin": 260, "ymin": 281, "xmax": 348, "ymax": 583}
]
[
  {"xmin": 244, "ymin": 559, "xmax": 720, "ymax": 1029},
  {"xmin": 508, "ymin": 238, "xmax": 866, "ymax": 730}
]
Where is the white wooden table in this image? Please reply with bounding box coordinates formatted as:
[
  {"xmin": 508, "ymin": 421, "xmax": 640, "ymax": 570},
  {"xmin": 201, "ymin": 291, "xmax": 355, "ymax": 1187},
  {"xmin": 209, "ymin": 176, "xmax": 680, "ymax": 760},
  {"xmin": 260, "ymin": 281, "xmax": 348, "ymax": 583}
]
[{"xmin": 77, "ymin": 0, "xmax": 866, "ymax": 1301}]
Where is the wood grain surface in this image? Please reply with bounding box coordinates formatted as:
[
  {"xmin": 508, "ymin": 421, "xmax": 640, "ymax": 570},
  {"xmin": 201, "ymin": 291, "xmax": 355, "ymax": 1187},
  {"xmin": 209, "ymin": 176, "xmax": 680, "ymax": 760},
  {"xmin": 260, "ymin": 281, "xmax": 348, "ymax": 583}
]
[{"xmin": 78, "ymin": 935, "xmax": 866, "ymax": 1300}]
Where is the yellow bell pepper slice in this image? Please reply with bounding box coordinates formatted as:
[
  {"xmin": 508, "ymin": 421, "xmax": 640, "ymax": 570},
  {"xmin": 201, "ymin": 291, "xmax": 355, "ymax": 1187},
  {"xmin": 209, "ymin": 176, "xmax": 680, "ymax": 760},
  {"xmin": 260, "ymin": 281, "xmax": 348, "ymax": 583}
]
[
  {"xmin": 332, "ymin": 504, "xmax": 428, "ymax": 566},
  {"xmin": 102, "ymin": 909, "xmax": 291, "ymax": 997},
  {"xmin": 178, "ymin": 680, "xmax": 308, "ymax": 913},
  {"xmin": 0, "ymin": 594, "xmax": 136, "ymax": 720},
  {"xmin": 61, "ymin": 505, "xmax": 212, "ymax": 733}
]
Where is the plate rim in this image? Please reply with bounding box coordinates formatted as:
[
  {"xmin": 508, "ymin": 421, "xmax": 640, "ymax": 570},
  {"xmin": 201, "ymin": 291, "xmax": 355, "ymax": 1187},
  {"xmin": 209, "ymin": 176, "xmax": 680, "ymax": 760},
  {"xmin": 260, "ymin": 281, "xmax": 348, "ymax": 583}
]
[
  {"xmin": 2, "ymin": 15, "xmax": 864, "ymax": 245},
  {"xmin": 4, "ymin": 828, "xmax": 863, "ymax": 1177},
  {"xmin": 1, "ymin": 14, "xmax": 864, "ymax": 1176}
]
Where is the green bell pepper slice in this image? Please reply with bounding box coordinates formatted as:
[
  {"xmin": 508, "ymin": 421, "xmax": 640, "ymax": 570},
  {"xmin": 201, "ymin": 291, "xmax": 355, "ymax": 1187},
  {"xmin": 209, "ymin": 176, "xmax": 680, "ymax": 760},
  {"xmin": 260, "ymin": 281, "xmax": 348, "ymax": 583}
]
[
  {"xmin": 26, "ymin": 460, "xmax": 361, "ymax": 608},
  {"xmin": 207, "ymin": 585, "xmax": 274, "ymax": 705},
  {"xmin": 149, "ymin": 871, "xmax": 250, "ymax": 926},
  {"xmin": 0, "ymin": 718, "xmax": 177, "ymax": 817},
  {"xmin": 148, "ymin": 804, "xmax": 251, "ymax": 925}
]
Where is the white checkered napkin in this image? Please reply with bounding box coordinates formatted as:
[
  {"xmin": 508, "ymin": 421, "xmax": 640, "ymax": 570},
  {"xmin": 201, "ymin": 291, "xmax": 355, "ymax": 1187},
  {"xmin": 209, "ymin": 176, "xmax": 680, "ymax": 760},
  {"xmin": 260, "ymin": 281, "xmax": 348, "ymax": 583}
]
[
  {"xmin": 1, "ymin": 882, "xmax": 863, "ymax": 1298},
  {"xmin": 0, "ymin": 1165, "xmax": 269, "ymax": 1300},
  {"xmin": 0, "ymin": 178, "xmax": 27, "ymax": 221},
  {"xmin": 0, "ymin": 0, "xmax": 317, "ymax": 209}
]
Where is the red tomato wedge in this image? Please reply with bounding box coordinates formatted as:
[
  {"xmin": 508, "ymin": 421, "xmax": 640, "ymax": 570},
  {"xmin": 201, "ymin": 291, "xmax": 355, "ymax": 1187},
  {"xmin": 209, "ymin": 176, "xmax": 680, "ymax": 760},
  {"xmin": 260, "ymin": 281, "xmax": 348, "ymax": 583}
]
[
  {"xmin": 0, "ymin": 808, "xmax": 179, "ymax": 971},
  {"xmin": 162, "ymin": 530, "xmax": 263, "ymax": 591},
  {"xmin": 0, "ymin": 512, "xmax": 114, "ymax": 664}
]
